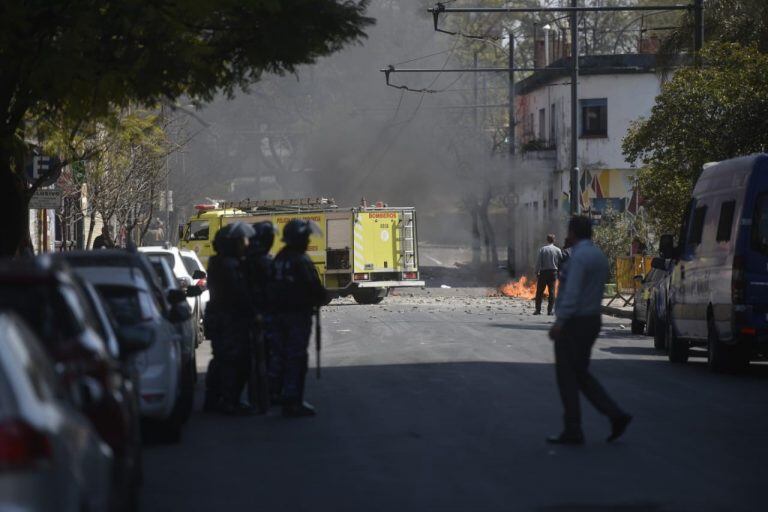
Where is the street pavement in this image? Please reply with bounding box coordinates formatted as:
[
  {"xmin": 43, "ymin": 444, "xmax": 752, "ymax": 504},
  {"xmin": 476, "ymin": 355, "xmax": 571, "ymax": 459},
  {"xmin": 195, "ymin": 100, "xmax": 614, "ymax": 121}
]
[{"xmin": 141, "ymin": 293, "xmax": 768, "ymax": 512}]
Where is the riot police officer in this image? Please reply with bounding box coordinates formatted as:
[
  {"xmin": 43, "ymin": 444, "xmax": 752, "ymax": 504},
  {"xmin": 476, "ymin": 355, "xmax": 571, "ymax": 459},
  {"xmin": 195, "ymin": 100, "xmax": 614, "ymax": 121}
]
[
  {"xmin": 269, "ymin": 219, "xmax": 327, "ymax": 417},
  {"xmin": 203, "ymin": 222, "xmax": 254, "ymax": 415},
  {"xmin": 244, "ymin": 221, "xmax": 276, "ymax": 412}
]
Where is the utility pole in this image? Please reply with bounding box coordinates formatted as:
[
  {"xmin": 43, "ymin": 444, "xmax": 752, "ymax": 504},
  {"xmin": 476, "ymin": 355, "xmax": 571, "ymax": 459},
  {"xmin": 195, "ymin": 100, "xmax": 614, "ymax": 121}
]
[
  {"xmin": 473, "ymin": 51, "xmax": 479, "ymax": 129},
  {"xmin": 693, "ymin": 0, "xmax": 704, "ymax": 59},
  {"xmin": 569, "ymin": 0, "xmax": 580, "ymax": 216},
  {"xmin": 508, "ymin": 31, "xmax": 515, "ymax": 156}
]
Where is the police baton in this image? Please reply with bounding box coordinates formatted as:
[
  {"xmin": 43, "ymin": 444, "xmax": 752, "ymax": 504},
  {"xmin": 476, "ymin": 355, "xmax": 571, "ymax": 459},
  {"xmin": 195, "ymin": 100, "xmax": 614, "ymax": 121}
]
[{"xmin": 314, "ymin": 307, "xmax": 322, "ymax": 379}]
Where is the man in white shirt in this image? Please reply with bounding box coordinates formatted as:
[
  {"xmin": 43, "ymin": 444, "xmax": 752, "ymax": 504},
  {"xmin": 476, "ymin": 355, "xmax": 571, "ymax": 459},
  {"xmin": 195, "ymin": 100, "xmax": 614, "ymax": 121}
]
[
  {"xmin": 534, "ymin": 234, "xmax": 562, "ymax": 315},
  {"xmin": 547, "ymin": 216, "xmax": 632, "ymax": 445}
]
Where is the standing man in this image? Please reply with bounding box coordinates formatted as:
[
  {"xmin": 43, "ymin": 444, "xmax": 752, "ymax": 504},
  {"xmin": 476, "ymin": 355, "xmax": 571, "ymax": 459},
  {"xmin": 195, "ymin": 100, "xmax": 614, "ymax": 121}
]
[
  {"xmin": 547, "ymin": 216, "xmax": 632, "ymax": 445},
  {"xmin": 269, "ymin": 219, "xmax": 327, "ymax": 417},
  {"xmin": 534, "ymin": 234, "xmax": 562, "ymax": 315}
]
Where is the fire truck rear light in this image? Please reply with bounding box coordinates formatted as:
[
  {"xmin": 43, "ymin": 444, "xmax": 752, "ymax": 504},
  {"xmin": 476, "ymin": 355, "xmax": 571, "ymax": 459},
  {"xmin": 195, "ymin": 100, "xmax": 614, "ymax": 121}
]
[
  {"xmin": 353, "ymin": 273, "xmax": 370, "ymax": 281},
  {"xmin": 403, "ymin": 272, "xmax": 418, "ymax": 280},
  {"xmin": 740, "ymin": 327, "xmax": 757, "ymax": 336}
]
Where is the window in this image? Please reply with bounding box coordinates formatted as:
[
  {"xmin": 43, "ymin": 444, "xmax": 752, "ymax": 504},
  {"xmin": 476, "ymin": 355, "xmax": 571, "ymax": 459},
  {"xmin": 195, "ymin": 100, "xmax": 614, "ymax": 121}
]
[
  {"xmin": 752, "ymin": 193, "xmax": 768, "ymax": 254},
  {"xmin": 689, "ymin": 206, "xmax": 707, "ymax": 246},
  {"xmin": 716, "ymin": 200, "xmax": 736, "ymax": 242},
  {"xmin": 188, "ymin": 221, "xmax": 210, "ymax": 241},
  {"xmin": 550, "ymin": 103, "xmax": 556, "ymax": 143},
  {"xmin": 182, "ymin": 256, "xmax": 202, "ymax": 275},
  {"xmin": 538, "ymin": 108, "xmax": 546, "ymax": 140},
  {"xmin": 580, "ymin": 98, "xmax": 607, "ymax": 137},
  {"xmin": 97, "ymin": 285, "xmax": 158, "ymax": 325}
]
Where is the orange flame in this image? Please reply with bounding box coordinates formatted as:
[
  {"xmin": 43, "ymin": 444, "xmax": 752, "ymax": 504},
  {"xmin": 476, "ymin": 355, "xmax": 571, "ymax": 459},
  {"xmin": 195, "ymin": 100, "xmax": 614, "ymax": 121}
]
[
  {"xmin": 499, "ymin": 276, "xmax": 558, "ymax": 300},
  {"xmin": 499, "ymin": 276, "xmax": 538, "ymax": 299}
]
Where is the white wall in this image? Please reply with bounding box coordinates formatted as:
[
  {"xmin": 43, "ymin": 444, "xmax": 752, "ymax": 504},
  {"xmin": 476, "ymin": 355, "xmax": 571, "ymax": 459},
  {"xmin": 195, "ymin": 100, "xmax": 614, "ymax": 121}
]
[{"xmin": 519, "ymin": 72, "xmax": 661, "ymax": 172}]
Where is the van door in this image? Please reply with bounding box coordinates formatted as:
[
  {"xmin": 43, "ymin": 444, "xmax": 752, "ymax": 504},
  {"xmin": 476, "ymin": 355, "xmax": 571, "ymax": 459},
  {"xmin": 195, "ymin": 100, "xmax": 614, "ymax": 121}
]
[{"xmin": 680, "ymin": 201, "xmax": 710, "ymax": 339}]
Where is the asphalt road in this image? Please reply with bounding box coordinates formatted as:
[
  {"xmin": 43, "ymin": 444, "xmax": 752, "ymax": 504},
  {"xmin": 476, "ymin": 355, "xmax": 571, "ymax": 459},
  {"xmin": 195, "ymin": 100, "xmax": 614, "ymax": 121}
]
[{"xmin": 141, "ymin": 294, "xmax": 768, "ymax": 512}]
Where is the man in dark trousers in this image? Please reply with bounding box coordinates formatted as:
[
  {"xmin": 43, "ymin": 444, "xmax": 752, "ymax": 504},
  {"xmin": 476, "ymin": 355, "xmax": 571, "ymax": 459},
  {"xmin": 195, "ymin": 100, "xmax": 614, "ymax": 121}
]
[
  {"xmin": 269, "ymin": 219, "xmax": 326, "ymax": 417},
  {"xmin": 547, "ymin": 216, "xmax": 632, "ymax": 445},
  {"xmin": 534, "ymin": 234, "xmax": 562, "ymax": 315}
]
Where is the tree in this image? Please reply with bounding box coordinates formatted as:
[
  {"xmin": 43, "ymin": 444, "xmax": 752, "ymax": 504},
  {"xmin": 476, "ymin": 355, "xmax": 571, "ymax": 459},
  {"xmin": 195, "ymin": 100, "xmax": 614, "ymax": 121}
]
[
  {"xmin": 0, "ymin": 0, "xmax": 373, "ymax": 256},
  {"xmin": 623, "ymin": 43, "xmax": 768, "ymax": 236},
  {"xmin": 659, "ymin": 0, "xmax": 768, "ymax": 60}
]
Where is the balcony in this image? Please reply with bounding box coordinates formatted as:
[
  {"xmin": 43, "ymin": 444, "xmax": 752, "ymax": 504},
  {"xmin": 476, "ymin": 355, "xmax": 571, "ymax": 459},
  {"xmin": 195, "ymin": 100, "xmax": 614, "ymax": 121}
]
[{"xmin": 521, "ymin": 138, "xmax": 556, "ymax": 161}]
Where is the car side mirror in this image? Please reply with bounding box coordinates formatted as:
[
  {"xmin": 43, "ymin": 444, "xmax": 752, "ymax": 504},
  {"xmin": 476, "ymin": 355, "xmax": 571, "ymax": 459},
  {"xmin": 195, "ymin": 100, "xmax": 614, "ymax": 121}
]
[
  {"xmin": 192, "ymin": 270, "xmax": 206, "ymax": 280},
  {"xmin": 651, "ymin": 257, "xmax": 667, "ymax": 271},
  {"xmin": 117, "ymin": 325, "xmax": 154, "ymax": 354},
  {"xmin": 167, "ymin": 288, "xmax": 187, "ymax": 304},
  {"xmin": 170, "ymin": 303, "xmax": 192, "ymax": 323},
  {"xmin": 186, "ymin": 285, "xmax": 202, "ymax": 298}
]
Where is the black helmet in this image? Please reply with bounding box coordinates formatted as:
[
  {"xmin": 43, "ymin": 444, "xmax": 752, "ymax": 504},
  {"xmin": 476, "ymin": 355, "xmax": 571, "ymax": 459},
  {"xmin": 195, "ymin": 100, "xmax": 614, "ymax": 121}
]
[
  {"xmin": 248, "ymin": 221, "xmax": 277, "ymax": 255},
  {"xmin": 282, "ymin": 219, "xmax": 321, "ymax": 251},
  {"xmin": 213, "ymin": 222, "xmax": 253, "ymax": 257}
]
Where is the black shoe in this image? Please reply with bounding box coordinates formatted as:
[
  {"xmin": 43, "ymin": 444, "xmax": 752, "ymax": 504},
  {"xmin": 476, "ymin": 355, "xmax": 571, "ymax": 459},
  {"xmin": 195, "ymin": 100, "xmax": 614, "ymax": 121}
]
[
  {"xmin": 220, "ymin": 403, "xmax": 255, "ymax": 416},
  {"xmin": 607, "ymin": 414, "xmax": 632, "ymax": 443},
  {"xmin": 547, "ymin": 311, "xmax": 554, "ymax": 316},
  {"xmin": 282, "ymin": 402, "xmax": 317, "ymax": 418},
  {"xmin": 533, "ymin": 311, "xmax": 542, "ymax": 316},
  {"xmin": 546, "ymin": 432, "xmax": 585, "ymax": 445}
]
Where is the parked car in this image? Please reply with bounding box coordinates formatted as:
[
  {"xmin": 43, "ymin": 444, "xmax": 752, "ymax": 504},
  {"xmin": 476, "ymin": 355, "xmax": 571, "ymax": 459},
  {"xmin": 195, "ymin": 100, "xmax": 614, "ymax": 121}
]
[
  {"xmin": 665, "ymin": 154, "xmax": 768, "ymax": 372},
  {"xmin": 146, "ymin": 255, "xmax": 201, "ymax": 349},
  {"xmin": 631, "ymin": 265, "xmax": 669, "ymax": 335},
  {"xmin": 139, "ymin": 246, "xmax": 205, "ymax": 342},
  {"xmin": 180, "ymin": 248, "xmax": 209, "ymax": 316},
  {"xmin": 0, "ymin": 257, "xmax": 147, "ymax": 508},
  {"xmin": 648, "ymin": 261, "xmax": 673, "ymax": 351},
  {"xmin": 61, "ymin": 250, "xmax": 198, "ymax": 442},
  {"xmin": 0, "ymin": 312, "xmax": 114, "ymax": 512}
]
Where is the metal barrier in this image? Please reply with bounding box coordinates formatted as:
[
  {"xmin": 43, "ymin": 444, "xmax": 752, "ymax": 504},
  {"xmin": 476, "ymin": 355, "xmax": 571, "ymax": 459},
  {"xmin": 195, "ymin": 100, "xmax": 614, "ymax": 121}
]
[{"xmin": 606, "ymin": 255, "xmax": 651, "ymax": 307}]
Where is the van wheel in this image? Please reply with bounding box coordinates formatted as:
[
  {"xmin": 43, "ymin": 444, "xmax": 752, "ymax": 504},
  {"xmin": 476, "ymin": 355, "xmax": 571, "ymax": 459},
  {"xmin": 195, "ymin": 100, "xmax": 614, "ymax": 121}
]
[
  {"xmin": 709, "ymin": 317, "xmax": 749, "ymax": 373},
  {"xmin": 653, "ymin": 316, "xmax": 667, "ymax": 351},
  {"xmin": 667, "ymin": 318, "xmax": 689, "ymax": 363},
  {"xmin": 353, "ymin": 288, "xmax": 387, "ymax": 305}
]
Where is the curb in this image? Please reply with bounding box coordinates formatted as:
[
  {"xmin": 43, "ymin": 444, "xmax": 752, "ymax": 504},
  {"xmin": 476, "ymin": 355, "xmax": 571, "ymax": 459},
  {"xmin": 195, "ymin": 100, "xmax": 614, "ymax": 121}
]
[{"xmin": 601, "ymin": 305, "xmax": 633, "ymax": 319}]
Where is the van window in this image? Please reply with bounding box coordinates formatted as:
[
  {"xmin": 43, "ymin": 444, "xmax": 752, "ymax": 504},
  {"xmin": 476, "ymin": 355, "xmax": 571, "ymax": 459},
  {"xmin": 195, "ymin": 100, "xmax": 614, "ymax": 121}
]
[
  {"xmin": 189, "ymin": 221, "xmax": 210, "ymax": 241},
  {"xmin": 752, "ymin": 193, "xmax": 768, "ymax": 254},
  {"xmin": 716, "ymin": 201, "xmax": 736, "ymax": 242},
  {"xmin": 689, "ymin": 206, "xmax": 707, "ymax": 246}
]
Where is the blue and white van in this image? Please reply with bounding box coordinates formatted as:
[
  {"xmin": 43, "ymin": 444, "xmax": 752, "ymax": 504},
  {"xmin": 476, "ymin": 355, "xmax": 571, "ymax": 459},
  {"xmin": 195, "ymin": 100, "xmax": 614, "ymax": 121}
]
[{"xmin": 664, "ymin": 154, "xmax": 768, "ymax": 372}]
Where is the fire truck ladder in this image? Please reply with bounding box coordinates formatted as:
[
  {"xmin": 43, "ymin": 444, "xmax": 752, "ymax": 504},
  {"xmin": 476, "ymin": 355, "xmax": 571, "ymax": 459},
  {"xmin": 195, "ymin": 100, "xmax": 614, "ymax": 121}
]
[
  {"xmin": 399, "ymin": 210, "xmax": 416, "ymax": 271},
  {"xmin": 220, "ymin": 197, "xmax": 336, "ymax": 212}
]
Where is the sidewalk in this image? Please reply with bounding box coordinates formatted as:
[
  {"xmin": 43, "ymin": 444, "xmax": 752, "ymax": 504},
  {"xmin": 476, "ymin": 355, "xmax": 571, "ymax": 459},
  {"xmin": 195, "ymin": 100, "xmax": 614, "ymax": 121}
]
[{"xmin": 601, "ymin": 297, "xmax": 633, "ymax": 319}]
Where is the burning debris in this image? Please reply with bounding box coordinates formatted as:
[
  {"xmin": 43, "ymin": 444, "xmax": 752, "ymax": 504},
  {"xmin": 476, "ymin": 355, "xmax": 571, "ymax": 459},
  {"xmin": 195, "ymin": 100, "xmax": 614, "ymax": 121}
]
[{"xmin": 498, "ymin": 276, "xmax": 556, "ymax": 301}]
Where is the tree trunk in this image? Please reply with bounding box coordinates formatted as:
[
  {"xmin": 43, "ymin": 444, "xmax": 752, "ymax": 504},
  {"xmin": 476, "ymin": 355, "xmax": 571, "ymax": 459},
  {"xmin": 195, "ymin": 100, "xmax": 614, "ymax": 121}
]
[
  {"xmin": 86, "ymin": 209, "xmax": 97, "ymax": 249},
  {"xmin": 469, "ymin": 203, "xmax": 481, "ymax": 266},
  {"xmin": 479, "ymin": 187, "xmax": 499, "ymax": 268},
  {"xmin": 0, "ymin": 153, "xmax": 31, "ymax": 257}
]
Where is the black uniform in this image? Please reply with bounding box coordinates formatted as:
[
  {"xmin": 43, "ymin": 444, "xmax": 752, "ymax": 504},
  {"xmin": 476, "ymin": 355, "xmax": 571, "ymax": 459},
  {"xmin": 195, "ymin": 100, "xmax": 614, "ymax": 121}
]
[
  {"xmin": 268, "ymin": 247, "xmax": 326, "ymax": 407},
  {"xmin": 204, "ymin": 248, "xmax": 251, "ymax": 412}
]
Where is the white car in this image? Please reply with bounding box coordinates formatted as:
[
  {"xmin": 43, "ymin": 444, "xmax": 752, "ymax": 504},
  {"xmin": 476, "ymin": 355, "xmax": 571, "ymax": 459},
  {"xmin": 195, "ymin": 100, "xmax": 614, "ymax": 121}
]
[
  {"xmin": 0, "ymin": 312, "xmax": 113, "ymax": 512},
  {"xmin": 140, "ymin": 246, "xmax": 205, "ymax": 338},
  {"xmin": 180, "ymin": 248, "xmax": 209, "ymax": 316},
  {"xmin": 63, "ymin": 251, "xmax": 192, "ymax": 443}
]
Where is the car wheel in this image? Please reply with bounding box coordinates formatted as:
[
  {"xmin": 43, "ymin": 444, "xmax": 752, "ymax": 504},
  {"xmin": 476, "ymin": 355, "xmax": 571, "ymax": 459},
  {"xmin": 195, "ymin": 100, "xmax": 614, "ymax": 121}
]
[
  {"xmin": 653, "ymin": 315, "xmax": 667, "ymax": 351},
  {"xmin": 178, "ymin": 353, "xmax": 196, "ymax": 423},
  {"xmin": 667, "ymin": 316, "xmax": 689, "ymax": 364},
  {"xmin": 631, "ymin": 312, "xmax": 644, "ymax": 335},
  {"xmin": 645, "ymin": 302, "xmax": 655, "ymax": 336},
  {"xmin": 708, "ymin": 316, "xmax": 749, "ymax": 373}
]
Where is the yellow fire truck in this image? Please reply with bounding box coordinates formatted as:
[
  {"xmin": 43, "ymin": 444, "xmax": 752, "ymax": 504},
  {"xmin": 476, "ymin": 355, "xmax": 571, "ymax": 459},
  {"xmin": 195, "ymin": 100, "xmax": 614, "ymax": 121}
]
[{"xmin": 178, "ymin": 198, "xmax": 424, "ymax": 304}]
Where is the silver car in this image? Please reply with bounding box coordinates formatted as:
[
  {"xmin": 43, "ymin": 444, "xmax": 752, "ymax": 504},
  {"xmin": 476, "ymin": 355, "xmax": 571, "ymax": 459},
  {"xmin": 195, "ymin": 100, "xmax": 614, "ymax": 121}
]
[{"xmin": 0, "ymin": 313, "xmax": 113, "ymax": 512}]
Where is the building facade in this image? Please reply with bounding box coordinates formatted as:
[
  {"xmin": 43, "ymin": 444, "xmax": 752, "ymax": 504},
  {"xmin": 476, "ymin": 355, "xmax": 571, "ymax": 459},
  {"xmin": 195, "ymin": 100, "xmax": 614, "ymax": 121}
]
[{"xmin": 509, "ymin": 54, "xmax": 661, "ymax": 273}]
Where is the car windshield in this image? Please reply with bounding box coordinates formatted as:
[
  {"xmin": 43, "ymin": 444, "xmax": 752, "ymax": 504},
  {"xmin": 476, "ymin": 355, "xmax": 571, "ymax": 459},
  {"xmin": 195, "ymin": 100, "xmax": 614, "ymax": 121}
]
[
  {"xmin": 0, "ymin": 284, "xmax": 81, "ymax": 344},
  {"xmin": 145, "ymin": 252, "xmax": 175, "ymax": 271},
  {"xmin": 182, "ymin": 255, "xmax": 202, "ymax": 275},
  {"xmin": 96, "ymin": 285, "xmax": 157, "ymax": 326},
  {"xmin": 149, "ymin": 261, "xmax": 171, "ymax": 287}
]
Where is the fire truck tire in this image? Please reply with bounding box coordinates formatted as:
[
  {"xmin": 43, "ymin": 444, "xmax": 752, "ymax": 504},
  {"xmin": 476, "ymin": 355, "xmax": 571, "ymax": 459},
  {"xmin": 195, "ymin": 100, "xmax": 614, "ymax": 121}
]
[{"xmin": 353, "ymin": 288, "xmax": 387, "ymax": 305}]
